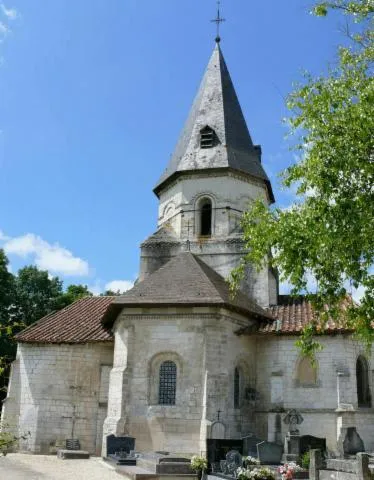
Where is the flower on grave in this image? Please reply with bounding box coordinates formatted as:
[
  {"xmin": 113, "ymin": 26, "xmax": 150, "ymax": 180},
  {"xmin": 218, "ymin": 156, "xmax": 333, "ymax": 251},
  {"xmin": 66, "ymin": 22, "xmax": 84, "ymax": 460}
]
[
  {"xmin": 237, "ymin": 466, "xmax": 276, "ymax": 480},
  {"xmin": 245, "ymin": 456, "xmax": 260, "ymax": 465},
  {"xmin": 190, "ymin": 455, "xmax": 208, "ymax": 472},
  {"xmin": 277, "ymin": 462, "xmax": 303, "ymax": 480}
]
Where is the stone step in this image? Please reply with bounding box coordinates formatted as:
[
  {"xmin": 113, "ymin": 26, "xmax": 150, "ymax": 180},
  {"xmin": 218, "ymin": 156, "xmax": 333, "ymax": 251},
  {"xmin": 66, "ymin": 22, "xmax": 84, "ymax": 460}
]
[{"xmin": 320, "ymin": 469, "xmax": 356, "ymax": 480}]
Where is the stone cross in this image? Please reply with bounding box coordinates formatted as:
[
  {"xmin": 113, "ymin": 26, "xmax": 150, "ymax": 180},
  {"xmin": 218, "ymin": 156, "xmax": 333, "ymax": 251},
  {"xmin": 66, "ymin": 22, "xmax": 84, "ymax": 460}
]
[
  {"xmin": 283, "ymin": 409, "xmax": 304, "ymax": 434},
  {"xmin": 211, "ymin": 0, "xmax": 226, "ymax": 43},
  {"xmin": 62, "ymin": 405, "xmax": 87, "ymax": 439}
]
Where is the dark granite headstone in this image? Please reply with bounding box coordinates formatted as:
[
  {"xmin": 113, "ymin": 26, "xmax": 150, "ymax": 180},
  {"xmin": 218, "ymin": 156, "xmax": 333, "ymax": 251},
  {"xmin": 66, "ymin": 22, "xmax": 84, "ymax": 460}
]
[
  {"xmin": 243, "ymin": 435, "xmax": 263, "ymax": 457},
  {"xmin": 257, "ymin": 441, "xmax": 283, "ymax": 465},
  {"xmin": 106, "ymin": 434, "xmax": 135, "ymax": 455},
  {"xmin": 206, "ymin": 439, "xmax": 243, "ymax": 472},
  {"xmin": 300, "ymin": 435, "xmax": 326, "ymax": 456},
  {"xmin": 343, "ymin": 427, "xmax": 365, "ymax": 455}
]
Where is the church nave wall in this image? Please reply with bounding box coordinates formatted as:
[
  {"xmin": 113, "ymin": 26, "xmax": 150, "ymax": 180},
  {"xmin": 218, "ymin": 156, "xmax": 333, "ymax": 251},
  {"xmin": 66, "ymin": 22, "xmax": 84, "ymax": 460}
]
[
  {"xmin": 3, "ymin": 342, "xmax": 113, "ymax": 455},
  {"xmin": 253, "ymin": 335, "xmax": 374, "ymax": 453}
]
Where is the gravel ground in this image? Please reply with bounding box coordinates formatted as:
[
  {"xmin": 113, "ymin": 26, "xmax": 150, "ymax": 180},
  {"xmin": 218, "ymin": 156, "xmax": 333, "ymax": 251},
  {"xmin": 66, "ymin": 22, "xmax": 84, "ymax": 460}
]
[{"xmin": 0, "ymin": 453, "xmax": 129, "ymax": 480}]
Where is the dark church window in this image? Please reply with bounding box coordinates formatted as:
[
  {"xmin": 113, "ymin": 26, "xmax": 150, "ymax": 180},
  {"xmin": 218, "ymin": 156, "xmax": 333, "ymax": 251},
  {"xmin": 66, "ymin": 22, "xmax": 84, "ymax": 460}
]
[
  {"xmin": 200, "ymin": 126, "xmax": 216, "ymax": 149},
  {"xmin": 159, "ymin": 361, "xmax": 177, "ymax": 405},
  {"xmin": 200, "ymin": 199, "xmax": 212, "ymax": 236},
  {"xmin": 356, "ymin": 355, "xmax": 371, "ymax": 407},
  {"xmin": 234, "ymin": 367, "xmax": 240, "ymax": 409}
]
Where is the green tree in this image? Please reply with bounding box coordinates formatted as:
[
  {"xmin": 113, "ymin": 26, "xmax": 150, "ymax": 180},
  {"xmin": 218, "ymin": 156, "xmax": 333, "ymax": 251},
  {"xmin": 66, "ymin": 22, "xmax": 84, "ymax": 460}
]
[
  {"xmin": 0, "ymin": 250, "xmax": 16, "ymax": 378},
  {"xmin": 231, "ymin": 0, "xmax": 374, "ymax": 355},
  {"xmin": 54, "ymin": 284, "xmax": 93, "ymax": 309},
  {"xmin": 13, "ymin": 266, "xmax": 64, "ymax": 327}
]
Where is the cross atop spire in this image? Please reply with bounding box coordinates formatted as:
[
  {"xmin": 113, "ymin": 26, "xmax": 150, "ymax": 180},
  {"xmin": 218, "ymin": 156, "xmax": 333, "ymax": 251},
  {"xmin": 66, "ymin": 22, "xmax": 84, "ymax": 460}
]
[{"xmin": 211, "ymin": 0, "xmax": 225, "ymax": 43}]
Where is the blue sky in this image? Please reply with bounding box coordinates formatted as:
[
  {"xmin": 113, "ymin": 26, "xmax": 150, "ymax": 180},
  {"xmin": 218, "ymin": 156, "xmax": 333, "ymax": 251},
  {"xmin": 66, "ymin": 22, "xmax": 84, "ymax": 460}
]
[{"xmin": 0, "ymin": 1, "xmax": 346, "ymax": 294}]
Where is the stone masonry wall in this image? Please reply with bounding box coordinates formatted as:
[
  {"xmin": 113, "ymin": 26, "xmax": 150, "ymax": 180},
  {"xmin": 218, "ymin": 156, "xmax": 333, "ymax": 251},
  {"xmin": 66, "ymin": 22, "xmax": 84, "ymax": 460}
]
[
  {"xmin": 254, "ymin": 335, "xmax": 374, "ymax": 453},
  {"xmin": 2, "ymin": 342, "xmax": 113, "ymax": 455},
  {"xmin": 103, "ymin": 306, "xmax": 257, "ymax": 455}
]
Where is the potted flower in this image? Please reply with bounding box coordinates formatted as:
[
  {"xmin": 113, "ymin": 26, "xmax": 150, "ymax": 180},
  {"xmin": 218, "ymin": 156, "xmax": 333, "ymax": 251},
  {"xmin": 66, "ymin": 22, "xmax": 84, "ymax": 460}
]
[
  {"xmin": 250, "ymin": 467, "xmax": 276, "ymax": 480},
  {"xmin": 244, "ymin": 456, "xmax": 260, "ymax": 469},
  {"xmin": 191, "ymin": 455, "xmax": 208, "ymax": 480},
  {"xmin": 237, "ymin": 466, "xmax": 276, "ymax": 480},
  {"xmin": 277, "ymin": 462, "xmax": 304, "ymax": 480}
]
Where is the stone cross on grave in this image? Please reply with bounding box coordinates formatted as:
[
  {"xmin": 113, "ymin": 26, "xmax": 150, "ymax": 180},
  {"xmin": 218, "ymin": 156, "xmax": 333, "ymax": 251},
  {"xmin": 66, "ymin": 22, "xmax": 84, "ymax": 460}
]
[
  {"xmin": 62, "ymin": 404, "xmax": 87, "ymax": 439},
  {"xmin": 283, "ymin": 409, "xmax": 304, "ymax": 435}
]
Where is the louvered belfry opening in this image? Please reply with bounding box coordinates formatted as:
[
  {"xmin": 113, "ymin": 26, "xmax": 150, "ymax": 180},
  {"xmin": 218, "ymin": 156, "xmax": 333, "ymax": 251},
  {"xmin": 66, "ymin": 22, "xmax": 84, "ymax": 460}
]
[
  {"xmin": 159, "ymin": 361, "xmax": 177, "ymax": 405},
  {"xmin": 200, "ymin": 126, "xmax": 216, "ymax": 149}
]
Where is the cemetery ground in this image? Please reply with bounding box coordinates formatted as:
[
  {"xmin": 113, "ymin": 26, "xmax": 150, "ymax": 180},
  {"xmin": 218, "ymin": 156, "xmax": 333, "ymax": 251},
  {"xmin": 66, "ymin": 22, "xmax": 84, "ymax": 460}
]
[{"xmin": 0, "ymin": 453, "xmax": 128, "ymax": 480}]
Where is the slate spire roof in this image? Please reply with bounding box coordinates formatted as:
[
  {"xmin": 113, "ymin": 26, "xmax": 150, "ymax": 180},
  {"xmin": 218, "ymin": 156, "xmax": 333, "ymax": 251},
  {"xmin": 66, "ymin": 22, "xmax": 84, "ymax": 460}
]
[
  {"xmin": 102, "ymin": 252, "xmax": 273, "ymax": 325},
  {"xmin": 154, "ymin": 43, "xmax": 274, "ymax": 202}
]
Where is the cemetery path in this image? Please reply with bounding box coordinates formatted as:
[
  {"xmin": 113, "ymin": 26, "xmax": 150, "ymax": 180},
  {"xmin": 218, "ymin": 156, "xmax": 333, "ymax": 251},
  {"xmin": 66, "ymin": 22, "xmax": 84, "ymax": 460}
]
[{"xmin": 0, "ymin": 453, "xmax": 129, "ymax": 480}]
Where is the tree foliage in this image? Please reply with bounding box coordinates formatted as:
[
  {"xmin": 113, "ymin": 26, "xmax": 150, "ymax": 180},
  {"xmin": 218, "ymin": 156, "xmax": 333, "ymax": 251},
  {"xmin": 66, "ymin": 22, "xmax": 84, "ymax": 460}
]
[
  {"xmin": 231, "ymin": 0, "xmax": 374, "ymax": 354},
  {"xmin": 0, "ymin": 249, "xmax": 94, "ymax": 392}
]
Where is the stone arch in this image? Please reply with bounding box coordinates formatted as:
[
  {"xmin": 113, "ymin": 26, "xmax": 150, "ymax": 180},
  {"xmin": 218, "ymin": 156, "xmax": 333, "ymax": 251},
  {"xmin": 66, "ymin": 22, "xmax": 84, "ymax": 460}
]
[
  {"xmin": 210, "ymin": 421, "xmax": 226, "ymax": 439},
  {"xmin": 194, "ymin": 194, "xmax": 216, "ymax": 237},
  {"xmin": 356, "ymin": 355, "xmax": 371, "ymax": 407},
  {"xmin": 162, "ymin": 201, "xmax": 176, "ymax": 221},
  {"xmin": 148, "ymin": 352, "xmax": 183, "ymax": 406},
  {"xmin": 233, "ymin": 358, "xmax": 251, "ymax": 409},
  {"xmin": 295, "ymin": 356, "xmax": 318, "ymax": 387}
]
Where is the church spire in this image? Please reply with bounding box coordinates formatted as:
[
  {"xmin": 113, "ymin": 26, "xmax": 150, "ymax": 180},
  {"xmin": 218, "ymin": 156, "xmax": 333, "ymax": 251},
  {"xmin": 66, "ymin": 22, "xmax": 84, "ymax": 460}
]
[{"xmin": 154, "ymin": 41, "xmax": 274, "ymax": 203}]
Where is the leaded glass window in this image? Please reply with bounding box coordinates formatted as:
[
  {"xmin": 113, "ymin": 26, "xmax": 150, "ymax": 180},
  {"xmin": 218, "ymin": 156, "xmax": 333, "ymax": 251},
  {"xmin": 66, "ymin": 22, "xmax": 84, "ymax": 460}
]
[
  {"xmin": 159, "ymin": 361, "xmax": 177, "ymax": 405},
  {"xmin": 234, "ymin": 367, "xmax": 240, "ymax": 408}
]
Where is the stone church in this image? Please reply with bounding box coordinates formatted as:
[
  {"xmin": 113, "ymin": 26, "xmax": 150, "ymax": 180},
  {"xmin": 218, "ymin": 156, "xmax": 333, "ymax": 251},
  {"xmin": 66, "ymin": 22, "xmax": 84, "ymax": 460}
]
[{"xmin": 2, "ymin": 41, "xmax": 373, "ymax": 458}]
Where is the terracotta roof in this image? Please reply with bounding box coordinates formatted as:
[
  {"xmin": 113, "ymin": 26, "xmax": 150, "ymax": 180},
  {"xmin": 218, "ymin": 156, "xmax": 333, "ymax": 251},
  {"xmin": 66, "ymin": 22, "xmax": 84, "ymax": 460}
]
[
  {"xmin": 16, "ymin": 296, "xmax": 114, "ymax": 344},
  {"xmin": 102, "ymin": 252, "xmax": 273, "ymax": 326},
  {"xmin": 241, "ymin": 295, "xmax": 352, "ymax": 335},
  {"xmin": 15, "ymin": 292, "xmax": 354, "ymax": 344}
]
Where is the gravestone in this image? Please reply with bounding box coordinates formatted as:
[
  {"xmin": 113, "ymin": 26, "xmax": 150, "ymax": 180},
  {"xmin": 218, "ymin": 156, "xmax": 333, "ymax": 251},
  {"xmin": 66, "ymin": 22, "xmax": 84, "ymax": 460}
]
[
  {"xmin": 257, "ymin": 440, "xmax": 283, "ymax": 465},
  {"xmin": 105, "ymin": 435, "xmax": 136, "ymax": 466},
  {"xmin": 242, "ymin": 434, "xmax": 263, "ymax": 457},
  {"xmin": 157, "ymin": 457, "xmax": 193, "ymax": 475},
  {"xmin": 342, "ymin": 427, "xmax": 365, "ymax": 455},
  {"xmin": 106, "ymin": 434, "xmax": 135, "ymax": 455},
  {"xmin": 300, "ymin": 435, "xmax": 326, "ymax": 456},
  {"xmin": 221, "ymin": 450, "xmax": 242, "ymax": 476},
  {"xmin": 206, "ymin": 438, "xmax": 243, "ymax": 472}
]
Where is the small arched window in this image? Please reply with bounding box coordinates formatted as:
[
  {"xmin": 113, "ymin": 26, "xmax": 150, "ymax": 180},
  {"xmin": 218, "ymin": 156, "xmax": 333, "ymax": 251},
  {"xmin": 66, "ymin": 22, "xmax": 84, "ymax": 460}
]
[
  {"xmin": 200, "ymin": 199, "xmax": 212, "ymax": 237},
  {"xmin": 296, "ymin": 357, "xmax": 317, "ymax": 386},
  {"xmin": 200, "ymin": 126, "xmax": 216, "ymax": 149},
  {"xmin": 357, "ymin": 355, "xmax": 371, "ymax": 407},
  {"xmin": 234, "ymin": 367, "xmax": 240, "ymax": 409},
  {"xmin": 159, "ymin": 361, "xmax": 177, "ymax": 405}
]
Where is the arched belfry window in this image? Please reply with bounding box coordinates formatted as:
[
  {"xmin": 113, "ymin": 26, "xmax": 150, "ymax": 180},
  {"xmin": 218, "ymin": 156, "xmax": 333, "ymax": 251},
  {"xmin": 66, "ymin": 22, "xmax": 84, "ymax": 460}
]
[
  {"xmin": 234, "ymin": 367, "xmax": 240, "ymax": 409},
  {"xmin": 200, "ymin": 126, "xmax": 216, "ymax": 149},
  {"xmin": 159, "ymin": 361, "xmax": 177, "ymax": 405},
  {"xmin": 200, "ymin": 199, "xmax": 212, "ymax": 237},
  {"xmin": 356, "ymin": 355, "xmax": 371, "ymax": 407}
]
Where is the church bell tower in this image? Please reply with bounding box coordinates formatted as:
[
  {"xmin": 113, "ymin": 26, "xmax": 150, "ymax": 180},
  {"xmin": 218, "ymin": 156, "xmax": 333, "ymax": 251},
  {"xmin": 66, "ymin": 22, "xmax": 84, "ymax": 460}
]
[{"xmin": 139, "ymin": 39, "xmax": 278, "ymax": 307}]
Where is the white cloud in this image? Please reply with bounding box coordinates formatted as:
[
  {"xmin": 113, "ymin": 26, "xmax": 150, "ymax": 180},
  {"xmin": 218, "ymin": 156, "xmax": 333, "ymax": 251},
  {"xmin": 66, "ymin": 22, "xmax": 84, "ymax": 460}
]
[
  {"xmin": 1, "ymin": 4, "xmax": 17, "ymax": 20},
  {"xmin": 0, "ymin": 20, "xmax": 9, "ymax": 35},
  {"xmin": 3, "ymin": 232, "xmax": 90, "ymax": 276},
  {"xmin": 105, "ymin": 280, "xmax": 134, "ymax": 294},
  {"xmin": 0, "ymin": 229, "xmax": 10, "ymax": 241}
]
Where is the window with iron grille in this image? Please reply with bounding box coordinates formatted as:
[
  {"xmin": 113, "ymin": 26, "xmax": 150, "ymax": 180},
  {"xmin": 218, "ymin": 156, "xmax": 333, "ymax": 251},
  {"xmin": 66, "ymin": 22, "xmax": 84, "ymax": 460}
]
[
  {"xmin": 234, "ymin": 367, "xmax": 240, "ymax": 408},
  {"xmin": 159, "ymin": 361, "xmax": 177, "ymax": 405},
  {"xmin": 200, "ymin": 126, "xmax": 216, "ymax": 149}
]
